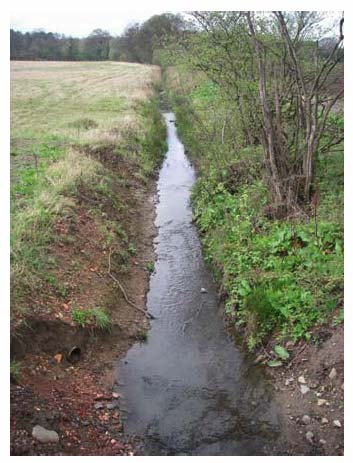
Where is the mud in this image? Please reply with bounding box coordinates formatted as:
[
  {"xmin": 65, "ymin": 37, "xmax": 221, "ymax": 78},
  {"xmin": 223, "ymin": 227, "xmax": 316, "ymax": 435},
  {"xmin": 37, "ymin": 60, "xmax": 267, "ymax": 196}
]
[{"xmin": 10, "ymin": 148, "xmax": 158, "ymax": 456}]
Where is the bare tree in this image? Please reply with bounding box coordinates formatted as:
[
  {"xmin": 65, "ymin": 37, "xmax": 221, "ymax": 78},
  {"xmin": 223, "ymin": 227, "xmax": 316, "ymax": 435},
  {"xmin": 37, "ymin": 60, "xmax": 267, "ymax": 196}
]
[{"xmin": 247, "ymin": 11, "xmax": 344, "ymax": 206}]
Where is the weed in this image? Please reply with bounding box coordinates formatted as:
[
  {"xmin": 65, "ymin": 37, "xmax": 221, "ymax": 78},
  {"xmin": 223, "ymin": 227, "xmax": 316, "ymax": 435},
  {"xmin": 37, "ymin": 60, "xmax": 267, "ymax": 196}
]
[
  {"xmin": 136, "ymin": 328, "xmax": 148, "ymax": 342},
  {"xmin": 333, "ymin": 308, "xmax": 344, "ymax": 326},
  {"xmin": 127, "ymin": 243, "xmax": 137, "ymax": 255},
  {"xmin": 167, "ymin": 66, "xmax": 343, "ymax": 349},
  {"xmin": 10, "ymin": 360, "xmax": 22, "ymax": 383},
  {"xmin": 145, "ymin": 261, "xmax": 155, "ymax": 273},
  {"xmin": 68, "ymin": 118, "xmax": 98, "ymax": 130},
  {"xmin": 90, "ymin": 307, "xmax": 112, "ymax": 331},
  {"xmin": 71, "ymin": 307, "xmax": 111, "ymax": 331},
  {"xmin": 72, "ymin": 308, "xmax": 89, "ymax": 327}
]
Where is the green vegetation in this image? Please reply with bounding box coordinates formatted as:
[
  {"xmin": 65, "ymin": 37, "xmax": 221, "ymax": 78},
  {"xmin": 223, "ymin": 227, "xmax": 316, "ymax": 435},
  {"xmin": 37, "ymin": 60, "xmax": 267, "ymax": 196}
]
[
  {"xmin": 136, "ymin": 328, "xmax": 148, "ymax": 342},
  {"xmin": 72, "ymin": 307, "xmax": 112, "ymax": 331},
  {"xmin": 165, "ymin": 53, "xmax": 343, "ymax": 350},
  {"xmin": 10, "ymin": 360, "xmax": 22, "ymax": 383},
  {"xmin": 11, "ymin": 62, "xmax": 166, "ymax": 324},
  {"xmin": 145, "ymin": 261, "xmax": 155, "ymax": 273}
]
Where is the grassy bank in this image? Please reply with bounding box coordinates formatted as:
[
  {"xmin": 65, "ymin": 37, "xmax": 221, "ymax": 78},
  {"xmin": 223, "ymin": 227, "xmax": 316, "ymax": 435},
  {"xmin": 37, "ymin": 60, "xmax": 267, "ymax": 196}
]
[
  {"xmin": 165, "ymin": 66, "xmax": 343, "ymax": 351},
  {"xmin": 11, "ymin": 61, "xmax": 166, "ymax": 328}
]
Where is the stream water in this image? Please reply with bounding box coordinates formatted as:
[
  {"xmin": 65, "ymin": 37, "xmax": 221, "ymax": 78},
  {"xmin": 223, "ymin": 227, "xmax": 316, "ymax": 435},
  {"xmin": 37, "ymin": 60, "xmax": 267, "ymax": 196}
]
[{"xmin": 116, "ymin": 113, "xmax": 282, "ymax": 456}]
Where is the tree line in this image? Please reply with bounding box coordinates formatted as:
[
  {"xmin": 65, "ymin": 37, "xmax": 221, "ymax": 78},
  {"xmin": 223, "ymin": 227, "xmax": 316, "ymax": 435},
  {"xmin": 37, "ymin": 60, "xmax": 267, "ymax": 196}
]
[{"xmin": 10, "ymin": 13, "xmax": 187, "ymax": 63}]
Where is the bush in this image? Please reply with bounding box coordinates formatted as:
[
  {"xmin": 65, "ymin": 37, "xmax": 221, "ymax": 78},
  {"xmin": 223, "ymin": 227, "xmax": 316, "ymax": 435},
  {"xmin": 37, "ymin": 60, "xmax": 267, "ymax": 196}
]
[{"xmin": 167, "ymin": 70, "xmax": 343, "ymax": 348}]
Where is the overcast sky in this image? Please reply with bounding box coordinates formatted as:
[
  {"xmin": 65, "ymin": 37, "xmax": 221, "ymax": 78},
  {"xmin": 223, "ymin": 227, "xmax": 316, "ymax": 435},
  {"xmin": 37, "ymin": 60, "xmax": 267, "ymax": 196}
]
[
  {"xmin": 10, "ymin": 10, "xmax": 173, "ymax": 37},
  {"xmin": 10, "ymin": 8, "xmax": 342, "ymax": 39}
]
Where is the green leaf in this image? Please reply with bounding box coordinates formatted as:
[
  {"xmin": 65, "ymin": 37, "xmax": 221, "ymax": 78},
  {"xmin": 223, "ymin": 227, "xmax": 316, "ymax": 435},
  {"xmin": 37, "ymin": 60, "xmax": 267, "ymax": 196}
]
[
  {"xmin": 267, "ymin": 359, "xmax": 283, "ymax": 367},
  {"xmin": 274, "ymin": 345, "xmax": 290, "ymax": 360}
]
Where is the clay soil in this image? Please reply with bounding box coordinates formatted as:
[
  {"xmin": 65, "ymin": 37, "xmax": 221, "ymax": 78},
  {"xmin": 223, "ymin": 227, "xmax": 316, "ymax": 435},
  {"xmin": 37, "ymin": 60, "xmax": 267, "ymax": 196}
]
[
  {"xmin": 10, "ymin": 150, "xmax": 157, "ymax": 456},
  {"xmin": 254, "ymin": 318, "xmax": 344, "ymax": 456}
]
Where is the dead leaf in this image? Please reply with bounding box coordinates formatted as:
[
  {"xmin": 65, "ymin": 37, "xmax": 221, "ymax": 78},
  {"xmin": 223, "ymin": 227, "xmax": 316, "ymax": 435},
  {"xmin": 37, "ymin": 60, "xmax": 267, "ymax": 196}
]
[{"xmin": 54, "ymin": 353, "xmax": 63, "ymax": 363}]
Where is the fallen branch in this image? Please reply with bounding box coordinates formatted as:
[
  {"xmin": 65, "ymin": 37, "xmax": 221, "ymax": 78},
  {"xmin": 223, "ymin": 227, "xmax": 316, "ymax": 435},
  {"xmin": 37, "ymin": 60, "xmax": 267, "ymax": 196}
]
[
  {"xmin": 108, "ymin": 248, "xmax": 155, "ymax": 320},
  {"xmin": 286, "ymin": 343, "xmax": 307, "ymax": 369}
]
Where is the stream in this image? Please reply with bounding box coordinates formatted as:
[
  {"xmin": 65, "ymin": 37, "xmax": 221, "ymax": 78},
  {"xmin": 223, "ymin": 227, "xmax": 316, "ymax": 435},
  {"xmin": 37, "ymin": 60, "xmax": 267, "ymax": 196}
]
[{"xmin": 116, "ymin": 112, "xmax": 282, "ymax": 456}]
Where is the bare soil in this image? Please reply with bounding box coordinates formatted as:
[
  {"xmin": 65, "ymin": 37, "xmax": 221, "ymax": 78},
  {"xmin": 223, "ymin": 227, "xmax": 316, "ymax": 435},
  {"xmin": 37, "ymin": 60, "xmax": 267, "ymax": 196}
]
[
  {"xmin": 258, "ymin": 320, "xmax": 344, "ymax": 456},
  {"xmin": 10, "ymin": 150, "xmax": 157, "ymax": 456},
  {"xmin": 10, "ymin": 147, "xmax": 344, "ymax": 456}
]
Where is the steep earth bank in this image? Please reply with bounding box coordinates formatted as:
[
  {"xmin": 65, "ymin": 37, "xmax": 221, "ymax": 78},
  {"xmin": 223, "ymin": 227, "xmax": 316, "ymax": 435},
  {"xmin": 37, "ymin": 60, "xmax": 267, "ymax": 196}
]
[{"xmin": 10, "ymin": 147, "xmax": 159, "ymax": 456}]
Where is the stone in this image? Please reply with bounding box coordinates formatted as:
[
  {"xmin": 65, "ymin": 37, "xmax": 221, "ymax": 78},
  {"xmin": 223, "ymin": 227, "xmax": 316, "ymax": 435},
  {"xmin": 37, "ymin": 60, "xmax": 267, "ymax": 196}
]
[
  {"xmin": 317, "ymin": 399, "xmax": 328, "ymax": 407},
  {"xmin": 306, "ymin": 431, "xmax": 314, "ymax": 443},
  {"xmin": 300, "ymin": 385, "xmax": 310, "ymax": 395},
  {"xmin": 308, "ymin": 382, "xmax": 318, "ymax": 389},
  {"xmin": 254, "ymin": 354, "xmax": 266, "ymax": 365},
  {"xmin": 112, "ymin": 392, "xmax": 120, "ymax": 399},
  {"xmin": 94, "ymin": 402, "xmax": 104, "ymax": 410},
  {"xmin": 32, "ymin": 425, "xmax": 59, "ymax": 444},
  {"xmin": 298, "ymin": 376, "xmax": 306, "ymax": 384},
  {"xmin": 319, "ymin": 439, "xmax": 327, "ymax": 445},
  {"xmin": 333, "ymin": 420, "xmax": 342, "ymax": 428},
  {"xmin": 106, "ymin": 402, "xmax": 119, "ymax": 410},
  {"xmin": 321, "ymin": 417, "xmax": 329, "ymax": 424},
  {"xmin": 329, "ymin": 368, "xmax": 337, "ymax": 380},
  {"xmin": 302, "ymin": 415, "xmax": 311, "ymax": 425},
  {"xmin": 341, "ymin": 383, "xmax": 344, "ymax": 390},
  {"xmin": 200, "ymin": 287, "xmax": 208, "ymax": 293}
]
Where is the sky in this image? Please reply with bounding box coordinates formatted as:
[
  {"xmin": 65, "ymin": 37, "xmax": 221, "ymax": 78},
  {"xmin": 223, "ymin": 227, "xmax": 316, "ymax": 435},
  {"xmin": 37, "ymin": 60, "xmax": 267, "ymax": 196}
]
[
  {"xmin": 10, "ymin": 6, "xmax": 342, "ymax": 39},
  {"xmin": 10, "ymin": 10, "xmax": 171, "ymax": 38}
]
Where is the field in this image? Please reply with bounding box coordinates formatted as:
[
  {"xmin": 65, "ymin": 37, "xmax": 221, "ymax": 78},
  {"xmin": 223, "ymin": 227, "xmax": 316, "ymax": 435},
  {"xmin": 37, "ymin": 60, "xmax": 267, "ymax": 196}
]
[
  {"xmin": 10, "ymin": 61, "xmax": 165, "ymax": 326},
  {"xmin": 10, "ymin": 60, "xmax": 167, "ymax": 455},
  {"xmin": 11, "ymin": 61, "xmax": 160, "ymax": 176}
]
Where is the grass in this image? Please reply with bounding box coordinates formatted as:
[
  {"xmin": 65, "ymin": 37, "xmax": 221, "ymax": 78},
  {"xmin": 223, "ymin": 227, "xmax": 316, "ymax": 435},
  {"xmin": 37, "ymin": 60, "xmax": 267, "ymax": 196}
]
[
  {"xmin": 136, "ymin": 328, "xmax": 148, "ymax": 342},
  {"xmin": 145, "ymin": 261, "xmax": 155, "ymax": 273},
  {"xmin": 72, "ymin": 307, "xmax": 112, "ymax": 331},
  {"xmin": 165, "ymin": 65, "xmax": 344, "ymax": 350},
  {"xmin": 10, "ymin": 360, "xmax": 22, "ymax": 383},
  {"xmin": 11, "ymin": 61, "xmax": 166, "ymax": 322}
]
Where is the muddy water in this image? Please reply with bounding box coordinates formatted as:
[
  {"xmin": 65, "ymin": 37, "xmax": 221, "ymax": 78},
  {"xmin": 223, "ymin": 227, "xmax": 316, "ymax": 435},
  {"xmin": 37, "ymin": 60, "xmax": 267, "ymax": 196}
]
[{"xmin": 116, "ymin": 113, "xmax": 282, "ymax": 456}]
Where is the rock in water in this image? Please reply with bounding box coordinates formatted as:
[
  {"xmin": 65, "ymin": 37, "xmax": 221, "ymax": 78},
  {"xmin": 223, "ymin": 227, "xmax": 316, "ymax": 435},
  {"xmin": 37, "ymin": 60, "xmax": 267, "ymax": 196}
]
[
  {"xmin": 200, "ymin": 287, "xmax": 208, "ymax": 293},
  {"xmin": 32, "ymin": 425, "xmax": 59, "ymax": 443}
]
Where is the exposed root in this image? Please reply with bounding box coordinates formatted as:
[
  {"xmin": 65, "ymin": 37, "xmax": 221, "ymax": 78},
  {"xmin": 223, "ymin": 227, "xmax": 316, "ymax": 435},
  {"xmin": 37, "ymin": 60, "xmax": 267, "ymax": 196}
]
[{"xmin": 108, "ymin": 248, "xmax": 155, "ymax": 320}]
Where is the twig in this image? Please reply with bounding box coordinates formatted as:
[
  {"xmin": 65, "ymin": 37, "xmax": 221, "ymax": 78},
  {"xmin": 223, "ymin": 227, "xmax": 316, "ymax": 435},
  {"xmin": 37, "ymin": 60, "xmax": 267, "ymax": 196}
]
[
  {"xmin": 108, "ymin": 248, "xmax": 155, "ymax": 320},
  {"xmin": 286, "ymin": 343, "xmax": 307, "ymax": 369}
]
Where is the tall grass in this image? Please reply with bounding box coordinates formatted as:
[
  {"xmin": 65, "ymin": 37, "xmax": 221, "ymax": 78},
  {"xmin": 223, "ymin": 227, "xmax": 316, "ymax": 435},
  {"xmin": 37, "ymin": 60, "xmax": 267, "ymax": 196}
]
[{"xmin": 11, "ymin": 61, "xmax": 165, "ymax": 321}]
